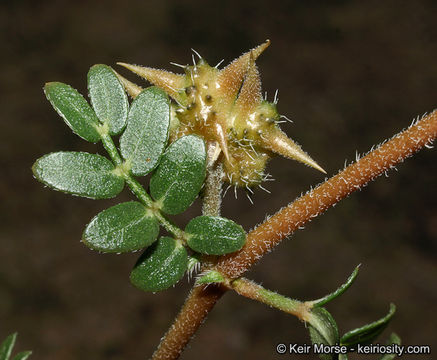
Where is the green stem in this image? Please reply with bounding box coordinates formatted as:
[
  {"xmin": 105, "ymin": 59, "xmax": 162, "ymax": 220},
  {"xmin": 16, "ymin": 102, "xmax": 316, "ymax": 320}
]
[
  {"xmin": 230, "ymin": 277, "xmax": 311, "ymax": 321},
  {"xmin": 156, "ymin": 211, "xmax": 184, "ymax": 239},
  {"xmin": 123, "ymin": 175, "xmax": 153, "ymax": 207},
  {"xmin": 101, "ymin": 133, "xmax": 123, "ymax": 166},
  {"xmin": 124, "ymin": 174, "xmax": 183, "ymax": 238},
  {"xmin": 100, "ymin": 133, "xmax": 184, "ymax": 239}
]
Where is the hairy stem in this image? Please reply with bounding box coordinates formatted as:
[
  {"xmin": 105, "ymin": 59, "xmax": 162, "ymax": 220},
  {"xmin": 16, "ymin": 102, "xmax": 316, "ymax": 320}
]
[
  {"xmin": 201, "ymin": 141, "xmax": 224, "ymax": 217},
  {"xmin": 151, "ymin": 285, "xmax": 225, "ymax": 360},
  {"xmin": 215, "ymin": 110, "xmax": 437, "ymax": 279},
  {"xmin": 152, "ymin": 110, "xmax": 437, "ymax": 360},
  {"xmin": 230, "ymin": 277, "xmax": 310, "ymax": 321}
]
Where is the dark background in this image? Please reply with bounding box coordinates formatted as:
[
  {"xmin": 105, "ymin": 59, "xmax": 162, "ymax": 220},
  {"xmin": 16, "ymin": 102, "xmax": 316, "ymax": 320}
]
[{"xmin": 1, "ymin": 1, "xmax": 436, "ymax": 359}]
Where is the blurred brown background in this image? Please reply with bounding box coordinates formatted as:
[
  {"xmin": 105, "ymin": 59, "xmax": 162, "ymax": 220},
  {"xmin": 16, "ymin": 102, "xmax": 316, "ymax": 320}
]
[{"xmin": 1, "ymin": 1, "xmax": 436, "ymax": 359}]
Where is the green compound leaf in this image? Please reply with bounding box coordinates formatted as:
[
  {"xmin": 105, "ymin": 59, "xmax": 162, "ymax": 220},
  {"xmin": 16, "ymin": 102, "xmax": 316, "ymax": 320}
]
[
  {"xmin": 130, "ymin": 236, "xmax": 188, "ymax": 292},
  {"xmin": 88, "ymin": 64, "xmax": 129, "ymax": 135},
  {"xmin": 32, "ymin": 151, "xmax": 124, "ymax": 199},
  {"xmin": 83, "ymin": 201, "xmax": 159, "ymax": 253},
  {"xmin": 185, "ymin": 216, "xmax": 246, "ymax": 255},
  {"xmin": 120, "ymin": 87, "xmax": 170, "ymax": 176},
  {"xmin": 307, "ymin": 307, "xmax": 339, "ymax": 360},
  {"xmin": 341, "ymin": 304, "xmax": 396, "ymax": 347},
  {"xmin": 150, "ymin": 135, "xmax": 206, "ymax": 215},
  {"xmin": 44, "ymin": 82, "xmax": 101, "ymax": 142},
  {"xmin": 0, "ymin": 333, "xmax": 16, "ymax": 360}
]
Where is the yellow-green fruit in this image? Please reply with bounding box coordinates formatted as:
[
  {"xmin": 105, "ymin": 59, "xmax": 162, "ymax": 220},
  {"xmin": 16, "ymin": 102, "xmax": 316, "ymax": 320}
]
[{"xmin": 117, "ymin": 40, "xmax": 325, "ymax": 188}]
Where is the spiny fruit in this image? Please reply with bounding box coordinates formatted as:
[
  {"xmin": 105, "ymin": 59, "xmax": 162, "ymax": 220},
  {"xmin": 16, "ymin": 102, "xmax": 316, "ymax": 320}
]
[{"xmin": 116, "ymin": 40, "xmax": 325, "ymax": 188}]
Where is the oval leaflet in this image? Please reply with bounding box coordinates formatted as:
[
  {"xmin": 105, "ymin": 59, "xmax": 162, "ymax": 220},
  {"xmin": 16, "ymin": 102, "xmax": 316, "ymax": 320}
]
[
  {"xmin": 44, "ymin": 82, "xmax": 101, "ymax": 142},
  {"xmin": 88, "ymin": 64, "xmax": 129, "ymax": 135},
  {"xmin": 150, "ymin": 135, "xmax": 206, "ymax": 215},
  {"xmin": 120, "ymin": 87, "xmax": 170, "ymax": 176},
  {"xmin": 130, "ymin": 237, "xmax": 188, "ymax": 292},
  {"xmin": 32, "ymin": 151, "xmax": 124, "ymax": 199},
  {"xmin": 185, "ymin": 215, "xmax": 246, "ymax": 255},
  {"xmin": 83, "ymin": 201, "xmax": 159, "ymax": 253}
]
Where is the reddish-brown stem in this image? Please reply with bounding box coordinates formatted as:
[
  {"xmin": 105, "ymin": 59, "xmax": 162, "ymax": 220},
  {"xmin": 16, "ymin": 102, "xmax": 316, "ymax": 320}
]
[
  {"xmin": 152, "ymin": 110, "xmax": 437, "ymax": 360},
  {"xmin": 215, "ymin": 111, "xmax": 437, "ymax": 278},
  {"xmin": 152, "ymin": 285, "xmax": 225, "ymax": 360}
]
